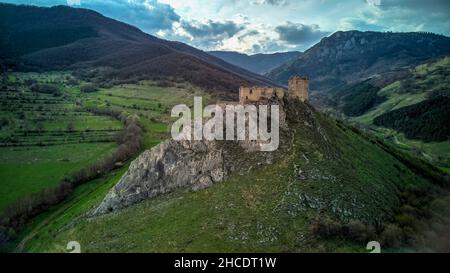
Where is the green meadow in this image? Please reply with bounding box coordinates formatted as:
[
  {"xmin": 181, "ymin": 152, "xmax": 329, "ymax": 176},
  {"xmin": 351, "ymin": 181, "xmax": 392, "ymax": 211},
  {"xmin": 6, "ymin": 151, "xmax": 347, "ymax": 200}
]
[
  {"xmin": 0, "ymin": 143, "xmax": 116, "ymax": 211},
  {"xmin": 0, "ymin": 72, "xmax": 211, "ymax": 213}
]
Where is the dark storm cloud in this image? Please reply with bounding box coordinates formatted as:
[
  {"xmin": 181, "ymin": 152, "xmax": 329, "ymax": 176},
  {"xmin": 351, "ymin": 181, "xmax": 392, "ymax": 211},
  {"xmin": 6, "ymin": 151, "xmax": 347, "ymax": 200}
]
[
  {"xmin": 275, "ymin": 22, "xmax": 329, "ymax": 45},
  {"xmin": 168, "ymin": 19, "xmax": 246, "ymax": 50},
  {"xmin": 238, "ymin": 30, "xmax": 260, "ymax": 42},
  {"xmin": 4, "ymin": 0, "xmax": 180, "ymax": 32},
  {"xmin": 344, "ymin": 19, "xmax": 386, "ymax": 32},
  {"xmin": 369, "ymin": 0, "xmax": 450, "ymax": 34},
  {"xmin": 181, "ymin": 20, "xmax": 245, "ymax": 38}
]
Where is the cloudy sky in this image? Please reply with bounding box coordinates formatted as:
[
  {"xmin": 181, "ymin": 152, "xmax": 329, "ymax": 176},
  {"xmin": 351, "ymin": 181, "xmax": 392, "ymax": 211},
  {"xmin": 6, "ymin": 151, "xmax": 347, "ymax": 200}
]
[{"xmin": 4, "ymin": 0, "xmax": 450, "ymax": 54}]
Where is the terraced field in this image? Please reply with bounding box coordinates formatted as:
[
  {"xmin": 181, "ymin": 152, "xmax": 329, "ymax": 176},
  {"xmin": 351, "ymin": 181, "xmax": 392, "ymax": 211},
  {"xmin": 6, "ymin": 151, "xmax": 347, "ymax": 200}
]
[
  {"xmin": 82, "ymin": 81, "xmax": 211, "ymax": 149},
  {"xmin": 0, "ymin": 73, "xmax": 121, "ymax": 210},
  {"xmin": 0, "ymin": 72, "xmax": 212, "ymax": 212}
]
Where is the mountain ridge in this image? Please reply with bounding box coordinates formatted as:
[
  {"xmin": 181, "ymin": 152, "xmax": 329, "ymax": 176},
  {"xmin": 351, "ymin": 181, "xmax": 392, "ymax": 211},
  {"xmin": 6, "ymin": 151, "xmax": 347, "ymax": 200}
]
[
  {"xmin": 268, "ymin": 30, "xmax": 450, "ymax": 91},
  {"xmin": 0, "ymin": 3, "xmax": 280, "ymax": 98},
  {"xmin": 209, "ymin": 50, "xmax": 302, "ymax": 75}
]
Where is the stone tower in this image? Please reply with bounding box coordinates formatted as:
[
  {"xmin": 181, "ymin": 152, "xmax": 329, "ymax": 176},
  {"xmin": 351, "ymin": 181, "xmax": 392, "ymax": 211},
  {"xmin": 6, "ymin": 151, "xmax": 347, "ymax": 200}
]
[{"xmin": 288, "ymin": 76, "xmax": 309, "ymax": 102}]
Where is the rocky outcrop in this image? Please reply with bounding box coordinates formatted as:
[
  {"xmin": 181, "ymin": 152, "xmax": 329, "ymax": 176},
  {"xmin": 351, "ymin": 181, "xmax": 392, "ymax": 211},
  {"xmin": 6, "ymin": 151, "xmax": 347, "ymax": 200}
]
[
  {"xmin": 92, "ymin": 140, "xmax": 225, "ymax": 215},
  {"xmin": 91, "ymin": 99, "xmax": 316, "ymax": 216}
]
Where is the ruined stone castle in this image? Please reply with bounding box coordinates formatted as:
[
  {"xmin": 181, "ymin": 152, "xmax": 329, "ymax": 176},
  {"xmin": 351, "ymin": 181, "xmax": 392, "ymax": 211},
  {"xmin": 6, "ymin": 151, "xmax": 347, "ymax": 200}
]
[{"xmin": 239, "ymin": 75, "xmax": 309, "ymax": 104}]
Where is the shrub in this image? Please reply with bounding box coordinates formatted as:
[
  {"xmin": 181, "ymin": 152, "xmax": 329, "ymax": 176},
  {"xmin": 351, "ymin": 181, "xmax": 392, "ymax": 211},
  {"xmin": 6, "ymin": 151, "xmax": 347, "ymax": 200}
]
[
  {"xmin": 381, "ymin": 224, "xmax": 403, "ymax": 248},
  {"xmin": 310, "ymin": 216, "xmax": 343, "ymax": 238},
  {"xmin": 66, "ymin": 122, "xmax": 75, "ymax": 132},
  {"xmin": 345, "ymin": 220, "xmax": 371, "ymax": 243},
  {"xmin": 0, "ymin": 117, "xmax": 10, "ymax": 128},
  {"xmin": 80, "ymin": 84, "xmax": 98, "ymax": 93},
  {"xmin": 65, "ymin": 76, "xmax": 79, "ymax": 86},
  {"xmin": 30, "ymin": 83, "xmax": 61, "ymax": 95},
  {"xmin": 395, "ymin": 213, "xmax": 416, "ymax": 228}
]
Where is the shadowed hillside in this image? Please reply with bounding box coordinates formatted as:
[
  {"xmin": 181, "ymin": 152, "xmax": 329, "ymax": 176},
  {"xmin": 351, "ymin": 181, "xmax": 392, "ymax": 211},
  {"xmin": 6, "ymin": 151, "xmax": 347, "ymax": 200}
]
[
  {"xmin": 0, "ymin": 3, "xmax": 280, "ymax": 97},
  {"xmin": 268, "ymin": 31, "xmax": 450, "ymax": 91},
  {"xmin": 209, "ymin": 51, "xmax": 302, "ymax": 75}
]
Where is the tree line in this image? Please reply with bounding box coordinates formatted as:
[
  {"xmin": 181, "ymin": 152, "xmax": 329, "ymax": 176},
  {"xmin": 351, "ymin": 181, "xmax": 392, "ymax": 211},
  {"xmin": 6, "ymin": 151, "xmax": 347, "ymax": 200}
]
[{"xmin": 374, "ymin": 96, "xmax": 450, "ymax": 142}]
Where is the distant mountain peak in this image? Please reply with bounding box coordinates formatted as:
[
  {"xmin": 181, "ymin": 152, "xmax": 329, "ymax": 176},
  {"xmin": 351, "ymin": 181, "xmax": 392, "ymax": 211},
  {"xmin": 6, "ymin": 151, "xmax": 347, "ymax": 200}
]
[
  {"xmin": 209, "ymin": 50, "xmax": 302, "ymax": 75},
  {"xmin": 268, "ymin": 30, "xmax": 450, "ymax": 91}
]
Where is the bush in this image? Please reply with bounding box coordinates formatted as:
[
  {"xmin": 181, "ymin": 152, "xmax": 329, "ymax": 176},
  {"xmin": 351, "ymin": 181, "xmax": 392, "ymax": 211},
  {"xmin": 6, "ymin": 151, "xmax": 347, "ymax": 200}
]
[
  {"xmin": 66, "ymin": 122, "xmax": 75, "ymax": 132},
  {"xmin": 310, "ymin": 216, "xmax": 343, "ymax": 238},
  {"xmin": 80, "ymin": 84, "xmax": 98, "ymax": 93},
  {"xmin": 30, "ymin": 83, "xmax": 61, "ymax": 95},
  {"xmin": 345, "ymin": 220, "xmax": 373, "ymax": 243},
  {"xmin": 65, "ymin": 76, "xmax": 79, "ymax": 86},
  {"xmin": 395, "ymin": 213, "xmax": 416, "ymax": 228},
  {"xmin": 381, "ymin": 224, "xmax": 403, "ymax": 248},
  {"xmin": 0, "ymin": 117, "xmax": 10, "ymax": 128}
]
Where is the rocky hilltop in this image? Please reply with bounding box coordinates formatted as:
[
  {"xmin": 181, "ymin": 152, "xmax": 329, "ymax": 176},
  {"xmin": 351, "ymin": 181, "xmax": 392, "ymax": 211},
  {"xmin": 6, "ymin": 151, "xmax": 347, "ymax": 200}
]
[
  {"xmin": 24, "ymin": 96, "xmax": 447, "ymax": 252},
  {"xmin": 93, "ymin": 98, "xmax": 298, "ymax": 215},
  {"xmin": 91, "ymin": 95, "xmax": 434, "ymax": 228},
  {"xmin": 268, "ymin": 31, "xmax": 450, "ymax": 91}
]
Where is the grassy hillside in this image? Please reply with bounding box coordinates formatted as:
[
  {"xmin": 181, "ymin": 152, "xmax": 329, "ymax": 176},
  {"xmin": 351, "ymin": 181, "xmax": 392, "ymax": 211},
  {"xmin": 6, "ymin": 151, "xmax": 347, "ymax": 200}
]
[
  {"xmin": 80, "ymin": 80, "xmax": 211, "ymax": 149},
  {"xmin": 330, "ymin": 81, "xmax": 386, "ymax": 117},
  {"xmin": 0, "ymin": 143, "xmax": 116, "ymax": 212},
  {"xmin": 0, "ymin": 4, "xmax": 279, "ymax": 95},
  {"xmin": 354, "ymin": 56, "xmax": 450, "ymax": 125},
  {"xmin": 331, "ymin": 57, "xmax": 450, "ymax": 172},
  {"xmin": 0, "ymin": 72, "xmax": 121, "ymax": 211},
  {"xmin": 0, "ymin": 71, "xmax": 211, "ymax": 214},
  {"xmin": 373, "ymin": 97, "xmax": 450, "ymax": 142},
  {"xmin": 11, "ymin": 104, "xmax": 448, "ymax": 253}
]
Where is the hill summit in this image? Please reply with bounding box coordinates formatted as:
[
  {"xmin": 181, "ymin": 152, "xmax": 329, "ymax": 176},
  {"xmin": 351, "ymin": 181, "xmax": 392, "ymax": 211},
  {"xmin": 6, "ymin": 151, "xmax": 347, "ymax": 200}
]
[{"xmin": 268, "ymin": 31, "xmax": 450, "ymax": 91}]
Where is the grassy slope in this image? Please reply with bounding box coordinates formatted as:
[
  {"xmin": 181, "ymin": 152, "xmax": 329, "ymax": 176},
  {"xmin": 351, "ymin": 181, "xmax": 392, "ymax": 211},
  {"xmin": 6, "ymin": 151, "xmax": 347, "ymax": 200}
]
[
  {"xmin": 354, "ymin": 56, "xmax": 450, "ymax": 125},
  {"xmin": 82, "ymin": 81, "xmax": 211, "ymax": 149},
  {"xmin": 1, "ymin": 71, "xmax": 215, "ymax": 251},
  {"xmin": 0, "ymin": 143, "xmax": 116, "ymax": 211},
  {"xmin": 353, "ymin": 82, "xmax": 427, "ymax": 125},
  {"xmin": 1, "ymin": 165, "xmax": 129, "ymax": 253},
  {"xmin": 19, "ymin": 108, "xmax": 427, "ymax": 253},
  {"xmin": 351, "ymin": 57, "xmax": 450, "ymax": 172},
  {"xmin": 0, "ymin": 72, "xmax": 120, "ymax": 210},
  {"xmin": 0, "ymin": 72, "xmax": 211, "ymax": 212}
]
